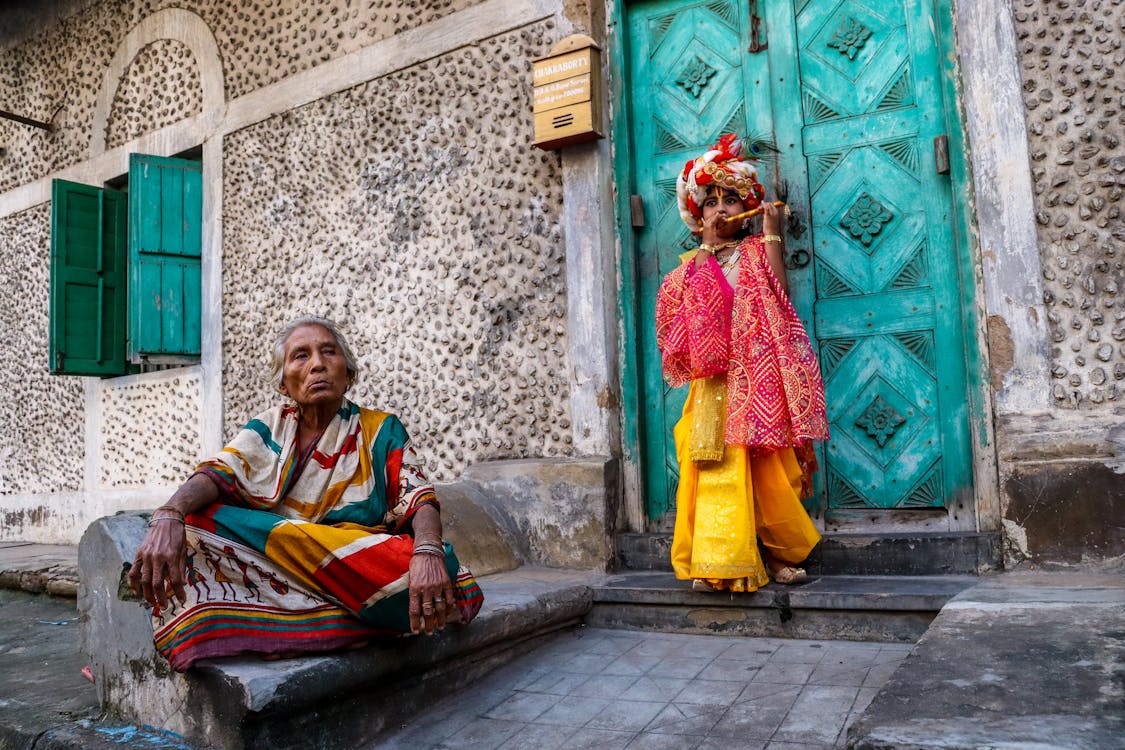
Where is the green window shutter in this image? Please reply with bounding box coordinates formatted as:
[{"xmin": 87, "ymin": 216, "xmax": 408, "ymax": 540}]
[
  {"xmin": 128, "ymin": 153, "xmax": 202, "ymax": 362},
  {"xmin": 49, "ymin": 179, "xmax": 128, "ymax": 376}
]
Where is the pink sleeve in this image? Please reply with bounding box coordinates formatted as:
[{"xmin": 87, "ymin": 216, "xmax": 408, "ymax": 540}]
[
  {"xmin": 656, "ymin": 256, "xmax": 733, "ymax": 386},
  {"xmin": 656, "ymin": 263, "xmax": 693, "ymax": 387}
]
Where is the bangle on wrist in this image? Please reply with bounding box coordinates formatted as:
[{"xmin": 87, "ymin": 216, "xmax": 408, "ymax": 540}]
[
  {"xmin": 412, "ymin": 542, "xmax": 444, "ymax": 558},
  {"xmin": 763, "ymin": 234, "xmax": 783, "ymax": 244},
  {"xmin": 148, "ymin": 516, "xmax": 185, "ymax": 527}
]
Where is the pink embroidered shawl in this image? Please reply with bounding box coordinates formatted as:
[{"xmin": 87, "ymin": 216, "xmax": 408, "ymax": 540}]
[{"xmin": 655, "ymin": 236, "xmax": 830, "ymax": 451}]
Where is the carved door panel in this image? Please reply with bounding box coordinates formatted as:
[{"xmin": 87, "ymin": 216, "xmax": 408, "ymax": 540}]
[
  {"xmin": 789, "ymin": 0, "xmax": 973, "ymax": 513},
  {"xmin": 627, "ymin": 0, "xmax": 776, "ymax": 526}
]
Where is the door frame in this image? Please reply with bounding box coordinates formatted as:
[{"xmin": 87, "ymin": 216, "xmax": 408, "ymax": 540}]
[{"xmin": 607, "ymin": 0, "xmax": 999, "ymax": 534}]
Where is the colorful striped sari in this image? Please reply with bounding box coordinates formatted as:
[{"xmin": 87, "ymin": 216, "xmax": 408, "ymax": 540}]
[{"xmin": 151, "ymin": 401, "xmax": 483, "ymax": 671}]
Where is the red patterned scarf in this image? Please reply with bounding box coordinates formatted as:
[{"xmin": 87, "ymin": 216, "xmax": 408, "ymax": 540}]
[{"xmin": 656, "ymin": 235, "xmax": 829, "ymax": 460}]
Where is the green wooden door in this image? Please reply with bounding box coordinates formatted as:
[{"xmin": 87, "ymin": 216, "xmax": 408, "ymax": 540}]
[
  {"xmin": 781, "ymin": 0, "xmax": 973, "ymax": 512},
  {"xmin": 624, "ymin": 0, "xmax": 973, "ymax": 524},
  {"xmin": 628, "ymin": 0, "xmax": 777, "ymax": 527}
]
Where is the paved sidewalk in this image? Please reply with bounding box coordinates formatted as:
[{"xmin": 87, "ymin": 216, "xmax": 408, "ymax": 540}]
[{"xmin": 374, "ymin": 627, "xmax": 911, "ymax": 750}]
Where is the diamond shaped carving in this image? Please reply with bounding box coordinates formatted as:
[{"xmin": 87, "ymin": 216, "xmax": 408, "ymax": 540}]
[
  {"xmin": 855, "ymin": 395, "xmax": 906, "ymax": 447},
  {"xmin": 826, "ymin": 16, "xmax": 872, "ymax": 60},
  {"xmin": 840, "ymin": 193, "xmax": 893, "ymax": 247},
  {"xmin": 675, "ymin": 56, "xmax": 717, "ymax": 98}
]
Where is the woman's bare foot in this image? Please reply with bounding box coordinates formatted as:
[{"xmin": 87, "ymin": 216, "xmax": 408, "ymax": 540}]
[{"xmin": 764, "ymin": 556, "xmax": 809, "ymax": 585}]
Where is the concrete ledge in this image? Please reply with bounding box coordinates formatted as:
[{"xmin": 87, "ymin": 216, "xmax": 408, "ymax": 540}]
[
  {"xmin": 0, "ymin": 541, "xmax": 79, "ymax": 597},
  {"xmin": 594, "ymin": 572, "xmax": 977, "ymax": 611},
  {"xmin": 848, "ymin": 572, "xmax": 1125, "ymax": 749},
  {"xmin": 462, "ymin": 457, "xmax": 617, "ymax": 570},
  {"xmin": 78, "ymin": 513, "xmax": 600, "ymax": 750}
]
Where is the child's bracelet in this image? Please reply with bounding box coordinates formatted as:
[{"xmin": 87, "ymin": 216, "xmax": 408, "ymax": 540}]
[{"xmin": 763, "ymin": 234, "xmax": 783, "ymax": 244}]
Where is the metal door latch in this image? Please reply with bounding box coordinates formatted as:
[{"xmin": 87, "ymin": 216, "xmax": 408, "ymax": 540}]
[
  {"xmin": 748, "ymin": 0, "xmax": 767, "ymax": 53},
  {"xmin": 934, "ymin": 135, "xmax": 950, "ymax": 175},
  {"xmin": 630, "ymin": 195, "xmax": 645, "ymax": 228}
]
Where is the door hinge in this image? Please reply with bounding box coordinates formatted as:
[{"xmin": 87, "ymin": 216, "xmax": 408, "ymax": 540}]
[
  {"xmin": 934, "ymin": 135, "xmax": 950, "ymax": 175},
  {"xmin": 630, "ymin": 194, "xmax": 645, "ymax": 228}
]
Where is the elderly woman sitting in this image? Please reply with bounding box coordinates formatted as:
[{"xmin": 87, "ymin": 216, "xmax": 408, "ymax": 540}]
[{"xmin": 129, "ymin": 316, "xmax": 482, "ymax": 671}]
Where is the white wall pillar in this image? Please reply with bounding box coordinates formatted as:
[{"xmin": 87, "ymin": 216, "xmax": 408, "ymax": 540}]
[{"xmin": 954, "ymin": 0, "xmax": 1050, "ymax": 416}]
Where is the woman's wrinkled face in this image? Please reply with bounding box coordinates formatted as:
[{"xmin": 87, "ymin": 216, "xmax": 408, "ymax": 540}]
[
  {"xmin": 278, "ymin": 324, "xmax": 350, "ymax": 409},
  {"xmin": 702, "ymin": 188, "xmax": 747, "ymax": 238}
]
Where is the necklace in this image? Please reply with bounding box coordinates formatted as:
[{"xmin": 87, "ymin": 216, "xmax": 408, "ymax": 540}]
[{"xmin": 718, "ymin": 250, "xmax": 741, "ymax": 271}]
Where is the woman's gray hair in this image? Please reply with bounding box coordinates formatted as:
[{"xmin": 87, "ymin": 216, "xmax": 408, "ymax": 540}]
[{"xmin": 268, "ymin": 315, "xmax": 360, "ymax": 391}]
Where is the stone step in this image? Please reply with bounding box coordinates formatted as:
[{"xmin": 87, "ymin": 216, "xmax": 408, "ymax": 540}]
[
  {"xmin": 846, "ymin": 572, "xmax": 1125, "ymax": 749},
  {"xmin": 79, "ymin": 514, "xmax": 600, "ymax": 750},
  {"xmin": 616, "ymin": 531, "xmax": 1002, "ymax": 575},
  {"xmin": 587, "ymin": 570, "xmax": 978, "ymax": 643}
]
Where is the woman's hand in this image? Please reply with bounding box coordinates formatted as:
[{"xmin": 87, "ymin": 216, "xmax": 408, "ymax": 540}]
[
  {"xmin": 408, "ymin": 553, "xmax": 456, "ymax": 635},
  {"xmin": 128, "ymin": 473, "xmax": 219, "ymax": 610},
  {"xmin": 129, "ymin": 513, "xmax": 188, "ymax": 610}
]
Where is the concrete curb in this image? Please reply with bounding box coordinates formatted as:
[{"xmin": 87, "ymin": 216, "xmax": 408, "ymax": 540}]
[
  {"xmin": 847, "ymin": 572, "xmax": 1125, "ymax": 749},
  {"xmin": 0, "ymin": 542, "xmax": 79, "ymax": 598}
]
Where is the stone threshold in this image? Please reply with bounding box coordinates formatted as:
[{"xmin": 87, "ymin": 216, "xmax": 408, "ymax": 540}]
[
  {"xmin": 846, "ymin": 572, "xmax": 1125, "ymax": 749},
  {"xmin": 617, "ymin": 531, "xmax": 1002, "ymax": 575},
  {"xmin": 587, "ymin": 571, "xmax": 978, "ymax": 643}
]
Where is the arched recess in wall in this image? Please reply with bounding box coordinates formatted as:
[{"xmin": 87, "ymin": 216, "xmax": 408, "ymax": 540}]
[{"xmin": 90, "ymin": 8, "xmax": 225, "ymax": 157}]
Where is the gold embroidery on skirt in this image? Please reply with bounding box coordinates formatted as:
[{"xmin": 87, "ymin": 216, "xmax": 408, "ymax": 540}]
[{"xmin": 689, "ymin": 374, "xmax": 727, "ymax": 462}]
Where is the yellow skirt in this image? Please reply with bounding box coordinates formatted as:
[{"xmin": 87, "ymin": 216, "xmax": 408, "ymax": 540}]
[{"xmin": 670, "ymin": 379, "xmax": 822, "ymax": 592}]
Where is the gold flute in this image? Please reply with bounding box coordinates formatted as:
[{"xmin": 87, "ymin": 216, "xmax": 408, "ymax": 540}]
[{"xmin": 721, "ymin": 200, "xmax": 789, "ymax": 229}]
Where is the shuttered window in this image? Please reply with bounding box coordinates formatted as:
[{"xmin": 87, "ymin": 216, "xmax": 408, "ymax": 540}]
[
  {"xmin": 48, "ymin": 153, "xmax": 202, "ymax": 377},
  {"xmin": 49, "ymin": 180, "xmax": 128, "ymax": 376},
  {"xmin": 128, "ymin": 154, "xmax": 202, "ymax": 363}
]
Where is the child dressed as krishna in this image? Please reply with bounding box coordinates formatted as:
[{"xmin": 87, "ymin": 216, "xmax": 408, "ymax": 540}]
[{"xmin": 655, "ymin": 134, "xmax": 830, "ymax": 592}]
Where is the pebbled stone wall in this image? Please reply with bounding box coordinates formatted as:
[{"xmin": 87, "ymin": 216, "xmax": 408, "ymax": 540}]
[
  {"xmin": 105, "ymin": 39, "xmax": 202, "ymax": 150},
  {"xmin": 0, "ymin": 204, "xmax": 86, "ymax": 495},
  {"xmin": 221, "ymin": 20, "xmax": 571, "ymax": 481},
  {"xmin": 1013, "ymin": 0, "xmax": 1125, "ymax": 409},
  {"xmin": 98, "ymin": 371, "xmax": 202, "ymax": 488},
  {"xmin": 0, "ymin": 0, "xmax": 485, "ymax": 193},
  {"xmin": 0, "ymin": 1, "xmax": 105, "ymax": 193}
]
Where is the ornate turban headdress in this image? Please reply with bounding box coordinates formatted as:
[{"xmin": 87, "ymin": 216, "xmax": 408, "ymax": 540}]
[{"xmin": 676, "ymin": 133, "xmax": 767, "ymax": 233}]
